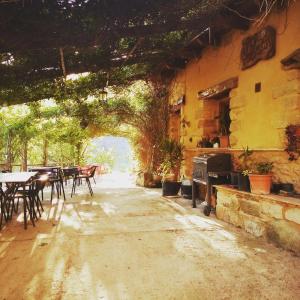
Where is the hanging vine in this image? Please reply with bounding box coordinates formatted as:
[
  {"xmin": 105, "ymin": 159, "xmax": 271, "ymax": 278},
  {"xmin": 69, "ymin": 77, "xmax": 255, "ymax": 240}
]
[{"xmin": 285, "ymin": 124, "xmax": 300, "ymax": 161}]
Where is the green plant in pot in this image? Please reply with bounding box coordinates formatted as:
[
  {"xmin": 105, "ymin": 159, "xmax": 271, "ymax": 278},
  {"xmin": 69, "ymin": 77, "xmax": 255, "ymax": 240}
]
[
  {"xmin": 197, "ymin": 136, "xmax": 213, "ymax": 148},
  {"xmin": 159, "ymin": 139, "xmax": 184, "ymax": 196},
  {"xmin": 248, "ymin": 162, "xmax": 273, "ymax": 195},
  {"xmin": 235, "ymin": 146, "xmax": 253, "ymax": 191},
  {"xmin": 218, "ymin": 106, "xmax": 231, "ymax": 148},
  {"xmin": 152, "ymin": 170, "xmax": 162, "ymax": 183}
]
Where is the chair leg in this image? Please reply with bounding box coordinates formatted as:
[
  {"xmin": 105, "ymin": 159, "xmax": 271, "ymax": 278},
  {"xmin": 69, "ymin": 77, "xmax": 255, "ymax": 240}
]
[
  {"xmin": 56, "ymin": 182, "xmax": 60, "ymax": 199},
  {"xmin": 34, "ymin": 193, "xmax": 43, "ymax": 217},
  {"xmin": 37, "ymin": 194, "xmax": 44, "ymax": 212},
  {"xmin": 30, "ymin": 195, "xmax": 38, "ymax": 221},
  {"xmin": 93, "ymin": 176, "xmax": 96, "ymax": 184},
  {"xmin": 71, "ymin": 178, "xmax": 76, "ymax": 197},
  {"xmin": 23, "ymin": 196, "xmax": 27, "ymax": 229},
  {"xmin": 50, "ymin": 183, "xmax": 54, "ymax": 203},
  {"xmin": 0, "ymin": 199, "xmax": 4, "ymax": 230},
  {"xmin": 8, "ymin": 197, "xmax": 15, "ymax": 220},
  {"xmin": 60, "ymin": 181, "xmax": 66, "ymax": 201},
  {"xmin": 86, "ymin": 178, "xmax": 93, "ymax": 196},
  {"xmin": 26, "ymin": 196, "xmax": 36, "ymax": 227}
]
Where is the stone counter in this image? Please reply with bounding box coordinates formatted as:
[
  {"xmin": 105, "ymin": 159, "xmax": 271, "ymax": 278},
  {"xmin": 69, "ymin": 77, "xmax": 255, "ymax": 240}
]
[{"xmin": 215, "ymin": 185, "xmax": 300, "ymax": 253}]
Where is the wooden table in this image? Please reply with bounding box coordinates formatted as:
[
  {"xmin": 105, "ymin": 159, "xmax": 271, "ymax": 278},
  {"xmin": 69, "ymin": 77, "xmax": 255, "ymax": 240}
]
[
  {"xmin": 0, "ymin": 172, "xmax": 37, "ymax": 184},
  {"xmin": 0, "ymin": 172, "xmax": 38, "ymax": 229}
]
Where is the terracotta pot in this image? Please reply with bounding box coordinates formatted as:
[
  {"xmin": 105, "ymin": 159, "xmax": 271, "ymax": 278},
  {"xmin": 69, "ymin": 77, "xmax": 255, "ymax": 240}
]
[
  {"xmin": 153, "ymin": 174, "xmax": 162, "ymax": 182},
  {"xmin": 219, "ymin": 135, "xmax": 229, "ymax": 148},
  {"xmin": 164, "ymin": 173, "xmax": 176, "ymax": 182},
  {"xmin": 249, "ymin": 174, "xmax": 272, "ymax": 195}
]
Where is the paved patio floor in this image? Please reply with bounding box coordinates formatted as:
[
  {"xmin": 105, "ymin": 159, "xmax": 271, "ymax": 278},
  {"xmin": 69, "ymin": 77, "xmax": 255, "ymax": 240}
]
[{"xmin": 0, "ymin": 172, "xmax": 299, "ymax": 300}]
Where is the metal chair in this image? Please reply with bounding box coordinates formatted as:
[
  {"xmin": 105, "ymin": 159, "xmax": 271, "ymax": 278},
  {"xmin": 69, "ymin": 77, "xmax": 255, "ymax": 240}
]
[{"xmin": 71, "ymin": 166, "xmax": 96, "ymax": 197}]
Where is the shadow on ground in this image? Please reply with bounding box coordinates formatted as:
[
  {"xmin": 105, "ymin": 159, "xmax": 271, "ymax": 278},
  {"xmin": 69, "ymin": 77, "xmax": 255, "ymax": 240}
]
[{"xmin": 0, "ymin": 172, "xmax": 300, "ymax": 299}]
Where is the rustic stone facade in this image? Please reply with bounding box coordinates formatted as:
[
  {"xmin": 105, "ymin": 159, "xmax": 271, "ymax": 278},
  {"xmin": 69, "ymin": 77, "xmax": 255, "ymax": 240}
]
[
  {"xmin": 168, "ymin": 1, "xmax": 300, "ymax": 195},
  {"xmin": 216, "ymin": 186, "xmax": 300, "ymax": 253}
]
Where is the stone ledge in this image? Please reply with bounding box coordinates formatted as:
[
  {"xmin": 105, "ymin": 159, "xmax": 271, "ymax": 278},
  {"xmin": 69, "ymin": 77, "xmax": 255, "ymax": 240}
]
[
  {"xmin": 215, "ymin": 185, "xmax": 300, "ymax": 208},
  {"xmin": 285, "ymin": 208, "xmax": 300, "ymax": 225},
  {"xmin": 216, "ymin": 205, "xmax": 243, "ymax": 228},
  {"xmin": 215, "ymin": 185, "xmax": 300, "ymax": 253},
  {"xmin": 261, "ymin": 201, "xmax": 283, "ymax": 219}
]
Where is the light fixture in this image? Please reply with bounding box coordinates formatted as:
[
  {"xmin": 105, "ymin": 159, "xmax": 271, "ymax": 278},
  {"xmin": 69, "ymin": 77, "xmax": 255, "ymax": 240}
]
[{"xmin": 99, "ymin": 88, "xmax": 108, "ymax": 102}]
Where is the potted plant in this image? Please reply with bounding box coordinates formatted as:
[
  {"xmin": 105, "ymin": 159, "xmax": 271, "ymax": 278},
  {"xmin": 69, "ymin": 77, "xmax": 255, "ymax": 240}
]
[
  {"xmin": 218, "ymin": 107, "xmax": 231, "ymax": 148},
  {"xmin": 285, "ymin": 124, "xmax": 300, "ymax": 161},
  {"xmin": 236, "ymin": 146, "xmax": 253, "ymax": 191},
  {"xmin": 181, "ymin": 178, "xmax": 192, "ymax": 199},
  {"xmin": 159, "ymin": 139, "xmax": 184, "ymax": 196},
  {"xmin": 211, "ymin": 136, "xmax": 220, "ymax": 148},
  {"xmin": 197, "ymin": 136, "xmax": 213, "ymax": 148},
  {"xmin": 152, "ymin": 171, "xmax": 162, "ymax": 183},
  {"xmin": 248, "ymin": 162, "xmax": 273, "ymax": 195}
]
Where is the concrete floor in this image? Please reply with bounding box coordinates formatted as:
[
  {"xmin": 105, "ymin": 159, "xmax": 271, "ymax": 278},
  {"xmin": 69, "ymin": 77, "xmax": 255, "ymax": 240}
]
[{"xmin": 0, "ymin": 172, "xmax": 300, "ymax": 300}]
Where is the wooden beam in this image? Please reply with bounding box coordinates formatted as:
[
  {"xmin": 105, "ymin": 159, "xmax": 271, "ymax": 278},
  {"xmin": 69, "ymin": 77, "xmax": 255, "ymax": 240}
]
[{"xmin": 198, "ymin": 77, "xmax": 238, "ymax": 99}]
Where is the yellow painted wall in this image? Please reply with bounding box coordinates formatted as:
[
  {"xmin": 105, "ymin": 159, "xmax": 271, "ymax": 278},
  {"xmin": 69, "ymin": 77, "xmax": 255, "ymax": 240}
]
[{"xmin": 169, "ymin": 1, "xmax": 300, "ymax": 150}]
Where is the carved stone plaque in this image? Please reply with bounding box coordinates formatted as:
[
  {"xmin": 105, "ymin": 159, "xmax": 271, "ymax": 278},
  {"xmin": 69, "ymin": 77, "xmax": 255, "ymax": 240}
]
[{"xmin": 241, "ymin": 26, "xmax": 276, "ymax": 70}]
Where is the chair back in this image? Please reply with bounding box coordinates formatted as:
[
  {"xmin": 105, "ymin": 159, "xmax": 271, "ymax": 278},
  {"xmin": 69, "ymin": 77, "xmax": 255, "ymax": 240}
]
[
  {"xmin": 62, "ymin": 167, "xmax": 79, "ymax": 177},
  {"xmin": 30, "ymin": 167, "xmax": 60, "ymax": 180},
  {"xmin": 89, "ymin": 166, "xmax": 97, "ymax": 178}
]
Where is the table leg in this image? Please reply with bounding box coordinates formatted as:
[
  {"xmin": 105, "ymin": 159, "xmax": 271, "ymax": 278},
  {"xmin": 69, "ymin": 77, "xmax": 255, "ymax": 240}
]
[
  {"xmin": 203, "ymin": 177, "xmax": 212, "ymax": 216},
  {"xmin": 192, "ymin": 180, "xmax": 197, "ymax": 208}
]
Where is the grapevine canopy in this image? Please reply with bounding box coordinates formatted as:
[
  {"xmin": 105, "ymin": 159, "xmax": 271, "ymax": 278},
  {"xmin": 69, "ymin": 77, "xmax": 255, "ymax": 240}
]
[{"xmin": 0, "ymin": 0, "xmax": 270, "ymax": 105}]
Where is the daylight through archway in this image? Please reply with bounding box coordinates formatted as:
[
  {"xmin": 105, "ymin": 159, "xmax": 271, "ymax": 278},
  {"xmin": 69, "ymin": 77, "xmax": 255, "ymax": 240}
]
[{"xmin": 86, "ymin": 136, "xmax": 138, "ymax": 189}]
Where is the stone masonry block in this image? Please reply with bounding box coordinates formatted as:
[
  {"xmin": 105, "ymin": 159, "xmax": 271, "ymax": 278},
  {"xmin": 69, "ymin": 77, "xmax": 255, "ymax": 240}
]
[
  {"xmin": 279, "ymin": 94, "xmax": 300, "ymax": 109},
  {"xmin": 285, "ymin": 208, "xmax": 300, "ymax": 225},
  {"xmin": 229, "ymin": 89, "xmax": 238, "ymax": 97},
  {"xmin": 272, "ymin": 81, "xmax": 300, "ymax": 99},
  {"xmin": 229, "ymin": 135, "xmax": 238, "ymax": 147},
  {"xmin": 261, "ymin": 201, "xmax": 283, "ymax": 220},
  {"xmin": 239, "ymin": 199, "xmax": 261, "ymax": 217},
  {"xmin": 197, "ymin": 120, "xmax": 204, "ymax": 128},
  {"xmin": 240, "ymin": 212, "xmax": 267, "ymax": 237},
  {"xmin": 217, "ymin": 191, "xmax": 240, "ymax": 210},
  {"xmin": 267, "ymin": 220, "xmax": 300, "ymax": 253},
  {"xmin": 230, "ymin": 95, "xmax": 246, "ymax": 106},
  {"xmin": 287, "ymin": 69, "xmax": 300, "ymax": 81},
  {"xmin": 229, "ymin": 120, "xmax": 241, "ymax": 132},
  {"xmin": 216, "ymin": 205, "xmax": 242, "ymax": 228}
]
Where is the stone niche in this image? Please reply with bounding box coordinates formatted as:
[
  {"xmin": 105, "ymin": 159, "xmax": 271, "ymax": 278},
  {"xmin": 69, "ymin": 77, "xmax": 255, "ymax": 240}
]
[{"xmin": 215, "ymin": 186, "xmax": 300, "ymax": 254}]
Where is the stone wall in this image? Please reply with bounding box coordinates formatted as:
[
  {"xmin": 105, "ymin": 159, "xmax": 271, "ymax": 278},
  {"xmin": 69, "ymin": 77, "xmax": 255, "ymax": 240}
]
[
  {"xmin": 168, "ymin": 1, "xmax": 300, "ymax": 193},
  {"xmin": 216, "ymin": 186, "xmax": 300, "ymax": 253}
]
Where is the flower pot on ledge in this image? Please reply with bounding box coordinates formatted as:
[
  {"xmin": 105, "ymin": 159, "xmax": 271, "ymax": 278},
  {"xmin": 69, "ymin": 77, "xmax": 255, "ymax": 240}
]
[
  {"xmin": 249, "ymin": 174, "xmax": 272, "ymax": 195},
  {"xmin": 237, "ymin": 172, "xmax": 250, "ymax": 192},
  {"xmin": 219, "ymin": 135, "xmax": 229, "ymax": 148}
]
